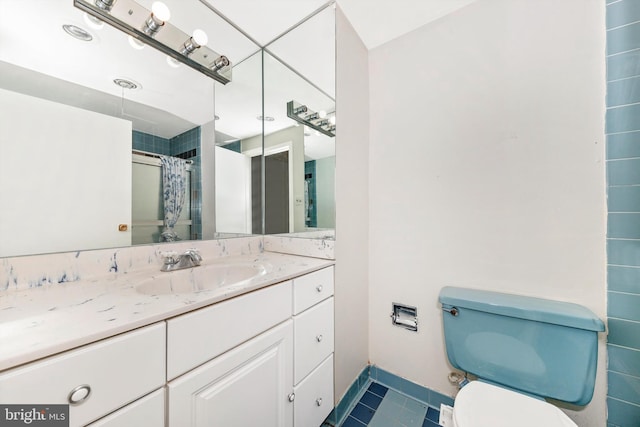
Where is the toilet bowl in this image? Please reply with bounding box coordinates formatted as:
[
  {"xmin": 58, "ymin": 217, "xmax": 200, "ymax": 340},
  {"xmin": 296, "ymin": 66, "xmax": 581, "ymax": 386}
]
[{"xmin": 452, "ymin": 381, "xmax": 577, "ymax": 427}]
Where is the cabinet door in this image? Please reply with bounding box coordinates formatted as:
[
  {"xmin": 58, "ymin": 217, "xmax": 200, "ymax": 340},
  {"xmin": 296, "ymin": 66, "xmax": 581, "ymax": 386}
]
[
  {"xmin": 168, "ymin": 321, "xmax": 293, "ymax": 427},
  {"xmin": 294, "ymin": 355, "xmax": 334, "ymax": 427}
]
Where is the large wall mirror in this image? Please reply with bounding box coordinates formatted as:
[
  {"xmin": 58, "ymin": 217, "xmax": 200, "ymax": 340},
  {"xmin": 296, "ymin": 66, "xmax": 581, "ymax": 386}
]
[
  {"xmin": 0, "ymin": 0, "xmax": 335, "ymax": 259},
  {"xmin": 263, "ymin": 4, "xmax": 336, "ymax": 239}
]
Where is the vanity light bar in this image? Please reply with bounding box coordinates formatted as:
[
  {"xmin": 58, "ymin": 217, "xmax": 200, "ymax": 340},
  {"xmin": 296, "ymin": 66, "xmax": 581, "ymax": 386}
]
[
  {"xmin": 74, "ymin": 0, "xmax": 232, "ymax": 84},
  {"xmin": 287, "ymin": 101, "xmax": 335, "ymax": 137}
]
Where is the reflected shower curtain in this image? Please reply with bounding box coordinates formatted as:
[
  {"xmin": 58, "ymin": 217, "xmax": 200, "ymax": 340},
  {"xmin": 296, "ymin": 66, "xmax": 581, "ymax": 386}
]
[{"xmin": 160, "ymin": 155, "xmax": 187, "ymax": 242}]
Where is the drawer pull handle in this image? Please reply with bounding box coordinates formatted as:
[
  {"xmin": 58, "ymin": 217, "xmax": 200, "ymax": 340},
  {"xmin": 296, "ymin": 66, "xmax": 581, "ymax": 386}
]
[
  {"xmin": 288, "ymin": 393, "xmax": 296, "ymax": 402},
  {"xmin": 316, "ymin": 285, "xmax": 323, "ymax": 293},
  {"xmin": 316, "ymin": 334, "xmax": 323, "ymax": 343},
  {"xmin": 316, "ymin": 398, "xmax": 323, "ymax": 407},
  {"xmin": 68, "ymin": 384, "xmax": 91, "ymax": 405}
]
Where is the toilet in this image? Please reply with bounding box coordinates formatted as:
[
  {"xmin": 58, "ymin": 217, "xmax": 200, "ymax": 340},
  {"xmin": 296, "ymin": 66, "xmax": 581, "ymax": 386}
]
[{"xmin": 439, "ymin": 286, "xmax": 605, "ymax": 427}]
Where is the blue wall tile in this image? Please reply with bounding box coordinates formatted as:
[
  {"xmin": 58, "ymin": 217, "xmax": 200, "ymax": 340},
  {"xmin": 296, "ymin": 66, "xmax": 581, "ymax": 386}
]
[
  {"xmin": 608, "ymin": 76, "xmax": 640, "ymax": 107},
  {"xmin": 608, "ymin": 51, "xmax": 640, "ymax": 82},
  {"xmin": 607, "ymin": 105, "xmax": 640, "ymax": 134},
  {"xmin": 607, "ymin": 0, "xmax": 640, "ymax": 30},
  {"xmin": 609, "ymin": 345, "xmax": 640, "ymax": 377},
  {"xmin": 609, "ymin": 372, "xmax": 640, "ymax": 405},
  {"xmin": 608, "ymin": 186, "xmax": 640, "ymax": 211},
  {"xmin": 609, "ymin": 318, "xmax": 640, "ymax": 349},
  {"xmin": 607, "ymin": 397, "xmax": 640, "ymax": 427},
  {"xmin": 609, "ymin": 158, "xmax": 640, "ymax": 185},
  {"xmin": 608, "ymin": 23, "xmax": 640, "ymax": 56},
  {"xmin": 608, "ymin": 239, "xmax": 640, "ymax": 266},
  {"xmin": 609, "ymin": 213, "xmax": 640, "ymax": 238},
  {"xmin": 609, "ymin": 291, "xmax": 640, "ymax": 321},
  {"xmin": 609, "ymin": 265, "xmax": 640, "ymax": 293}
]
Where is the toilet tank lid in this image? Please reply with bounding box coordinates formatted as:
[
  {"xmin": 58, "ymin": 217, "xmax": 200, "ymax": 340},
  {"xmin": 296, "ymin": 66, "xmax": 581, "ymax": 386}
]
[{"xmin": 439, "ymin": 287, "xmax": 605, "ymax": 332}]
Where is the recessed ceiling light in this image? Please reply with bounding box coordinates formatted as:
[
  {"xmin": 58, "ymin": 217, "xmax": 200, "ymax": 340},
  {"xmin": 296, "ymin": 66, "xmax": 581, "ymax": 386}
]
[
  {"xmin": 113, "ymin": 78, "xmax": 140, "ymax": 90},
  {"xmin": 257, "ymin": 115, "xmax": 275, "ymax": 122},
  {"xmin": 62, "ymin": 24, "xmax": 94, "ymax": 42}
]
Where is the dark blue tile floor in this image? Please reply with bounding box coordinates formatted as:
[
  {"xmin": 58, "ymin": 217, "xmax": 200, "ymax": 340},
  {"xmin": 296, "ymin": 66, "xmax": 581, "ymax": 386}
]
[{"xmin": 340, "ymin": 382, "xmax": 441, "ymax": 427}]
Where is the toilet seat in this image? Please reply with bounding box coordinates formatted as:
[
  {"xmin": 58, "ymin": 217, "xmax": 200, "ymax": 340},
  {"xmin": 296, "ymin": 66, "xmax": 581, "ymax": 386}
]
[{"xmin": 452, "ymin": 381, "xmax": 577, "ymax": 427}]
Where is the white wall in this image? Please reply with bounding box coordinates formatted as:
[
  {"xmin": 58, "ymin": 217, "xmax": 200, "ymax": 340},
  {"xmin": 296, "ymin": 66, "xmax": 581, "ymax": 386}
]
[
  {"xmin": 0, "ymin": 88, "xmax": 132, "ymax": 257},
  {"xmin": 367, "ymin": 1, "xmax": 606, "ymax": 425},
  {"xmin": 334, "ymin": 6, "xmax": 371, "ymax": 402}
]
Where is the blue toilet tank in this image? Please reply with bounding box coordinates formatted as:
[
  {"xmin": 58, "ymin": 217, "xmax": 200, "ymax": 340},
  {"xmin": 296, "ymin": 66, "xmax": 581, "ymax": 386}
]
[{"xmin": 439, "ymin": 287, "xmax": 605, "ymax": 406}]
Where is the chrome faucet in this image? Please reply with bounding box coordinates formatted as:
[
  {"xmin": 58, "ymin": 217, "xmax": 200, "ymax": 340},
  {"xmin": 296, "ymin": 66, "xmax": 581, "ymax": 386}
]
[{"xmin": 161, "ymin": 249, "xmax": 202, "ymax": 272}]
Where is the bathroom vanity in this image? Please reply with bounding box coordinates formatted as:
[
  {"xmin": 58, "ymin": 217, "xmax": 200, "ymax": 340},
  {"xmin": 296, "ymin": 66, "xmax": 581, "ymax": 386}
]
[{"xmin": 0, "ymin": 250, "xmax": 334, "ymax": 427}]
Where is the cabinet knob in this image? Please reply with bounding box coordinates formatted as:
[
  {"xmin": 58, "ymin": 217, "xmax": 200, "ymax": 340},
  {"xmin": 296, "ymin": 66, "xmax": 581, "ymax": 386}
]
[
  {"xmin": 288, "ymin": 393, "xmax": 296, "ymax": 402},
  {"xmin": 316, "ymin": 398, "xmax": 323, "ymax": 407},
  {"xmin": 316, "ymin": 334, "xmax": 323, "ymax": 343},
  {"xmin": 316, "ymin": 285, "xmax": 323, "ymax": 293},
  {"xmin": 68, "ymin": 384, "xmax": 91, "ymax": 405}
]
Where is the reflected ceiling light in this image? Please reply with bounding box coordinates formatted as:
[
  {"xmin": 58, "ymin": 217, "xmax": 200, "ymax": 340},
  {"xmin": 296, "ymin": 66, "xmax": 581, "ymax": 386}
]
[
  {"xmin": 84, "ymin": 12, "xmax": 104, "ymax": 29},
  {"xmin": 143, "ymin": 1, "xmax": 170, "ymax": 37},
  {"xmin": 287, "ymin": 101, "xmax": 335, "ymax": 137},
  {"xmin": 180, "ymin": 29, "xmax": 208, "ymax": 56},
  {"xmin": 95, "ymin": 0, "xmax": 116, "ymax": 11},
  {"xmin": 128, "ymin": 35, "xmax": 145, "ymax": 50},
  {"xmin": 113, "ymin": 78, "xmax": 140, "ymax": 90},
  {"xmin": 214, "ymin": 115, "xmax": 220, "ymax": 121},
  {"xmin": 62, "ymin": 24, "xmax": 94, "ymax": 41},
  {"xmin": 166, "ymin": 56, "xmax": 181, "ymax": 68},
  {"xmin": 257, "ymin": 115, "xmax": 275, "ymax": 122}
]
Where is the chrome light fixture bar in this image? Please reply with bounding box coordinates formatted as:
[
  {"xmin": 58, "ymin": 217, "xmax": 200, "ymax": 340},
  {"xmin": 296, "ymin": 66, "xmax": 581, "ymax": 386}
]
[
  {"xmin": 287, "ymin": 101, "xmax": 335, "ymax": 137},
  {"xmin": 74, "ymin": 0, "xmax": 232, "ymax": 84}
]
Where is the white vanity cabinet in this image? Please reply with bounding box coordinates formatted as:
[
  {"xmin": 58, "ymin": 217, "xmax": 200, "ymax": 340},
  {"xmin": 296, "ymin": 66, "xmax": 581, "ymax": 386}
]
[
  {"xmin": 0, "ymin": 323, "xmax": 166, "ymax": 427},
  {"xmin": 292, "ymin": 267, "xmax": 335, "ymax": 427},
  {"xmin": 166, "ymin": 265, "xmax": 335, "ymax": 427}
]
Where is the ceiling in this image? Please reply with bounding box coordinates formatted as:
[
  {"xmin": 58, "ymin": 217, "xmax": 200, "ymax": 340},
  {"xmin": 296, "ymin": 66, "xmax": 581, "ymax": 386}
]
[{"xmin": 336, "ymin": 0, "xmax": 477, "ymax": 50}]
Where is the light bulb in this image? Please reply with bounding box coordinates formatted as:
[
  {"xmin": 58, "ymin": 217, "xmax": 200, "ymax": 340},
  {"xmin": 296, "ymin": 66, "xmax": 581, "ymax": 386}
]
[
  {"xmin": 128, "ymin": 35, "xmax": 145, "ymax": 50},
  {"xmin": 84, "ymin": 13, "xmax": 104, "ymax": 30},
  {"xmin": 166, "ymin": 56, "xmax": 181, "ymax": 68},
  {"xmin": 329, "ymin": 115, "xmax": 336, "ymax": 125},
  {"xmin": 192, "ymin": 29, "xmax": 208, "ymax": 47},
  {"xmin": 151, "ymin": 2, "xmax": 171, "ymax": 22},
  {"xmin": 319, "ymin": 110, "xmax": 327, "ymax": 118}
]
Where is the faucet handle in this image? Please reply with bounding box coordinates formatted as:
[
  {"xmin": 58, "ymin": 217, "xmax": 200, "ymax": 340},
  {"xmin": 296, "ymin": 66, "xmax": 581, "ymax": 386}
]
[
  {"xmin": 161, "ymin": 251, "xmax": 179, "ymax": 265},
  {"xmin": 185, "ymin": 248, "xmax": 202, "ymax": 262}
]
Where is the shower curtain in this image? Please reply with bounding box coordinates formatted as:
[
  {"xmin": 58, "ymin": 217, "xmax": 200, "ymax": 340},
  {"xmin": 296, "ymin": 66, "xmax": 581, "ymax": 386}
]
[{"xmin": 160, "ymin": 155, "xmax": 187, "ymax": 242}]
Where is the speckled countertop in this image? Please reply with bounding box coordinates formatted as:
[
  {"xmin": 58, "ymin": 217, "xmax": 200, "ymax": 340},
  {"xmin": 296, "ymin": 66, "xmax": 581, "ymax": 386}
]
[{"xmin": 0, "ymin": 252, "xmax": 333, "ymax": 372}]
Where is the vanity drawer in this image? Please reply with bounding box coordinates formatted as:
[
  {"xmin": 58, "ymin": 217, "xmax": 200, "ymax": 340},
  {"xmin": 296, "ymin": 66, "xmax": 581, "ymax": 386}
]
[
  {"xmin": 294, "ymin": 297, "xmax": 334, "ymax": 384},
  {"xmin": 167, "ymin": 281, "xmax": 292, "ymax": 379},
  {"xmin": 293, "ymin": 266, "xmax": 334, "ymax": 315},
  {"xmin": 0, "ymin": 323, "xmax": 165, "ymax": 427},
  {"xmin": 88, "ymin": 388, "xmax": 165, "ymax": 427},
  {"xmin": 293, "ymin": 354, "xmax": 334, "ymax": 427}
]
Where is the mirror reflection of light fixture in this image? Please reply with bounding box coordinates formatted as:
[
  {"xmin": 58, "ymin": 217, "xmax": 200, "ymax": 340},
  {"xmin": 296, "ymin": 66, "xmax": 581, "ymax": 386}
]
[
  {"xmin": 95, "ymin": 0, "xmax": 115, "ymax": 11},
  {"xmin": 128, "ymin": 35, "xmax": 145, "ymax": 50},
  {"xmin": 142, "ymin": 1, "xmax": 170, "ymax": 37},
  {"xmin": 74, "ymin": 0, "xmax": 232, "ymax": 84},
  {"xmin": 180, "ymin": 29, "xmax": 207, "ymax": 56},
  {"xmin": 287, "ymin": 101, "xmax": 335, "ymax": 137}
]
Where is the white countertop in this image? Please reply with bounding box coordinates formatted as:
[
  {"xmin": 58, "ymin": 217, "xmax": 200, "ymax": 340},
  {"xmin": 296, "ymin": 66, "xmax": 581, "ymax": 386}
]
[{"xmin": 0, "ymin": 252, "xmax": 333, "ymax": 372}]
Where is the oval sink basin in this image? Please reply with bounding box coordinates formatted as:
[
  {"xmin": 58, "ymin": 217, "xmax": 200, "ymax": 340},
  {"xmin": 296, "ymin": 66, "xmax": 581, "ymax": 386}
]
[{"xmin": 135, "ymin": 263, "xmax": 269, "ymax": 295}]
